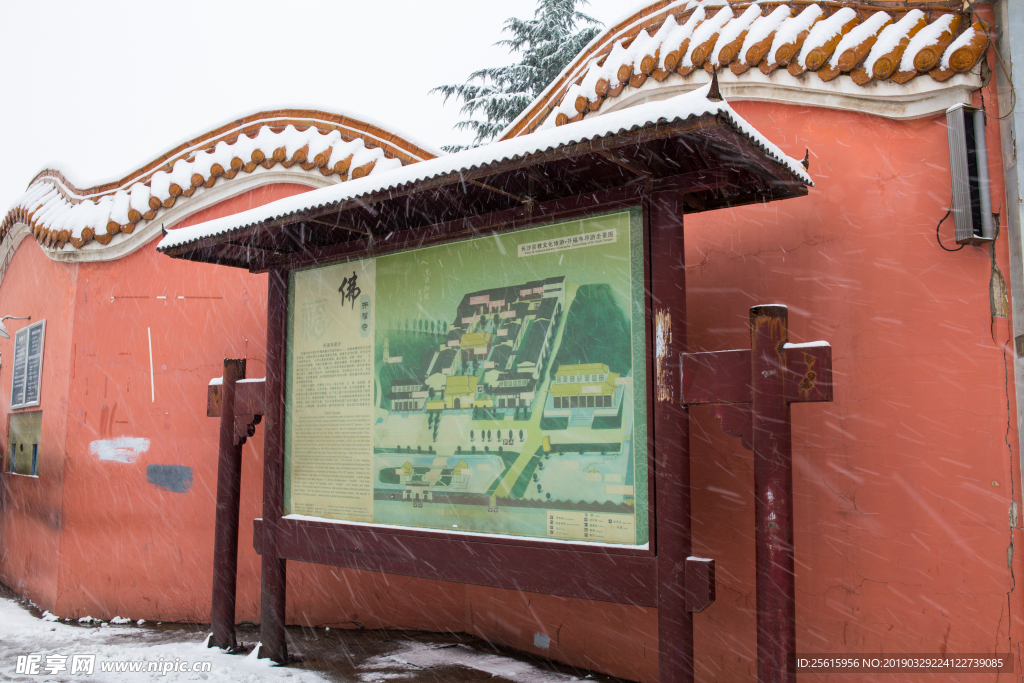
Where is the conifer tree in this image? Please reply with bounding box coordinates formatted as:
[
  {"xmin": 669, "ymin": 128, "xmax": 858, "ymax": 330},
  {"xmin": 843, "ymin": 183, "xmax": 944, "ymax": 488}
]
[{"xmin": 434, "ymin": 0, "xmax": 602, "ymax": 150}]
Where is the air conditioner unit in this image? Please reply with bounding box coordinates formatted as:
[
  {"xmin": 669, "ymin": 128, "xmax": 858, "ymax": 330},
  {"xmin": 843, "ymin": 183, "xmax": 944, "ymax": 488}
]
[{"xmin": 946, "ymin": 103, "xmax": 994, "ymax": 244}]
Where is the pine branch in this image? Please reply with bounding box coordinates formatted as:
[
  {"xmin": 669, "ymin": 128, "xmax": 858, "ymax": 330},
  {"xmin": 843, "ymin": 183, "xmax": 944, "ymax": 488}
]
[{"xmin": 433, "ymin": 0, "xmax": 602, "ymax": 148}]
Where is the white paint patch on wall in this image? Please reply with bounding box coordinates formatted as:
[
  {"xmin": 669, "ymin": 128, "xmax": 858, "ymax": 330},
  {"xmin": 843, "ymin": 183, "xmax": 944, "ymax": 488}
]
[{"xmin": 90, "ymin": 437, "xmax": 150, "ymax": 463}]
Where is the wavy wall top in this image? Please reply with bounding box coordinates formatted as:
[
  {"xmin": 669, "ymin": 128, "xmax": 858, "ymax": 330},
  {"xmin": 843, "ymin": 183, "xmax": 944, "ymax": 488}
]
[
  {"xmin": 1, "ymin": 110, "xmax": 438, "ymax": 253},
  {"xmin": 502, "ymin": 0, "xmax": 989, "ymax": 138}
]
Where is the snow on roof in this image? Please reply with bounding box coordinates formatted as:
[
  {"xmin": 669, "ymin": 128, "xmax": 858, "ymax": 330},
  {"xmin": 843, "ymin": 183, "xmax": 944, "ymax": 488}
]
[
  {"xmin": 503, "ymin": 1, "xmax": 987, "ymax": 139},
  {"xmin": 796, "ymin": 7, "xmax": 857, "ymax": 69},
  {"xmin": 658, "ymin": 9, "xmax": 705, "ymax": 69},
  {"xmin": 863, "ymin": 9, "xmax": 926, "ymax": 76},
  {"xmin": 784, "ymin": 341, "xmax": 831, "ymax": 349},
  {"xmin": 899, "ymin": 13, "xmax": 957, "ymax": 73},
  {"xmin": 710, "ymin": 3, "xmax": 762, "ymax": 68},
  {"xmin": 768, "ymin": 5, "xmax": 824, "ymax": 65},
  {"xmin": 682, "ymin": 6, "xmax": 734, "ymax": 68},
  {"xmin": 158, "ymin": 83, "xmax": 811, "ymax": 253},
  {"xmin": 941, "ymin": 26, "xmax": 977, "ymax": 70},
  {"xmin": 498, "ymin": 0, "xmax": 702, "ymax": 139},
  {"xmin": 626, "ymin": 29, "xmax": 661, "ymax": 75},
  {"xmin": 827, "ymin": 11, "xmax": 891, "ymax": 69},
  {"xmin": 2, "ymin": 110, "xmax": 437, "ymax": 251},
  {"xmin": 739, "ymin": 6, "xmax": 791, "ymax": 66},
  {"xmin": 32, "ymin": 104, "xmax": 441, "ymax": 193}
]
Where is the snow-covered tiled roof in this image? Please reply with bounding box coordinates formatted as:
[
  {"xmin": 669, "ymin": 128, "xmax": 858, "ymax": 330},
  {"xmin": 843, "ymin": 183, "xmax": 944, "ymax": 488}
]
[
  {"xmin": 2, "ymin": 0, "xmax": 988, "ymax": 262},
  {"xmin": 1, "ymin": 110, "xmax": 438, "ymax": 251},
  {"xmin": 503, "ymin": 1, "xmax": 990, "ymax": 138},
  {"xmin": 158, "ymin": 83, "xmax": 810, "ymax": 255}
]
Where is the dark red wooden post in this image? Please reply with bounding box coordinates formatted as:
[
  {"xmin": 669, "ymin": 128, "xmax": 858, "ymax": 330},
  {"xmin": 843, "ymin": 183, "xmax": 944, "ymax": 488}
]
[
  {"xmin": 650, "ymin": 191, "xmax": 693, "ymax": 683},
  {"xmin": 681, "ymin": 305, "xmax": 831, "ymax": 683},
  {"xmin": 259, "ymin": 269, "xmax": 289, "ymax": 663},
  {"xmin": 210, "ymin": 357, "xmax": 245, "ymax": 651},
  {"xmin": 750, "ymin": 305, "xmax": 795, "ymax": 682}
]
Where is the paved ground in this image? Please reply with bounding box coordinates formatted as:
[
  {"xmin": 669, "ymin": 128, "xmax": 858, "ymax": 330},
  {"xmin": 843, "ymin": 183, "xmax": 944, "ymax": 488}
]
[
  {"xmin": 0, "ymin": 585, "xmax": 633, "ymax": 683},
  {"xmin": 269, "ymin": 626, "xmax": 628, "ymax": 683}
]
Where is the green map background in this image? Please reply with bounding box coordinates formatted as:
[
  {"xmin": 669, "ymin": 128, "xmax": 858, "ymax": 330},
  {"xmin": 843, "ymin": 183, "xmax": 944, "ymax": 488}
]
[{"xmin": 285, "ymin": 208, "xmax": 649, "ymax": 544}]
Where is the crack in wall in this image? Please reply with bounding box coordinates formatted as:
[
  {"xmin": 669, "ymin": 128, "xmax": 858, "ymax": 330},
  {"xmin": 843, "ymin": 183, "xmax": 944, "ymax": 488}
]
[{"xmin": 992, "ymin": 214, "xmax": 1010, "ymax": 319}]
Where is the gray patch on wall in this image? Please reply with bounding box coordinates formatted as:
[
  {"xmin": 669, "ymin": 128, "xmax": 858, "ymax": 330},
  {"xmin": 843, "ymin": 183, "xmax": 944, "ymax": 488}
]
[{"xmin": 146, "ymin": 465, "xmax": 193, "ymax": 493}]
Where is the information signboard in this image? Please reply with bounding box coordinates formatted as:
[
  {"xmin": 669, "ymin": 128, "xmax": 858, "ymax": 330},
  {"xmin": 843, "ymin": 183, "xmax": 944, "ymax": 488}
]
[
  {"xmin": 9, "ymin": 320, "xmax": 45, "ymax": 410},
  {"xmin": 284, "ymin": 210, "xmax": 648, "ymax": 545}
]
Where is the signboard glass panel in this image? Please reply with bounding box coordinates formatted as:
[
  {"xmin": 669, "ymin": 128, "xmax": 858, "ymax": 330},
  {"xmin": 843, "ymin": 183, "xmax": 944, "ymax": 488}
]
[{"xmin": 285, "ymin": 209, "xmax": 648, "ymax": 545}]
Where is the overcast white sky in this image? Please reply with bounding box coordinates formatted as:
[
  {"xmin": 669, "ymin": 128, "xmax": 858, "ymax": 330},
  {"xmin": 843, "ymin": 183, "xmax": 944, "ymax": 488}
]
[{"xmin": 0, "ymin": 0, "xmax": 633, "ymax": 213}]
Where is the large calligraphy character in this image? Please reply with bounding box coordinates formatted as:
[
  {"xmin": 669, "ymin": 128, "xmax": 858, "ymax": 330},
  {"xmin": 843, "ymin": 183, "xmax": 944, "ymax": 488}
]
[{"xmin": 338, "ymin": 271, "xmax": 362, "ymax": 309}]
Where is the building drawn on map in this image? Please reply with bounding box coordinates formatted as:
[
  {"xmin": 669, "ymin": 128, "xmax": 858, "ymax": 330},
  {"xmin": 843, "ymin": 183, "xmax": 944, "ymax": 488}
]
[
  {"xmin": 372, "ymin": 258, "xmax": 640, "ymax": 535},
  {"xmin": 385, "ymin": 276, "xmax": 566, "ymax": 417}
]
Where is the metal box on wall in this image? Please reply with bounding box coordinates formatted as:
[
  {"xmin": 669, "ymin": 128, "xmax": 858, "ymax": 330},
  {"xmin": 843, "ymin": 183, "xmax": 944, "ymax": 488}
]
[{"xmin": 947, "ymin": 103, "xmax": 994, "ymax": 244}]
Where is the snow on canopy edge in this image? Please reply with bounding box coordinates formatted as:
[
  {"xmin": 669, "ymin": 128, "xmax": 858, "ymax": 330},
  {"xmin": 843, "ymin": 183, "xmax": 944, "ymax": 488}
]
[{"xmin": 158, "ymin": 84, "xmax": 811, "ymax": 253}]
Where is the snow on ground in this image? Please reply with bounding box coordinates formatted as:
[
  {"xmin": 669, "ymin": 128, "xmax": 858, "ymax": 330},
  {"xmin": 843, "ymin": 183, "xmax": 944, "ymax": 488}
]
[
  {"xmin": 0, "ymin": 594, "xmax": 598, "ymax": 683},
  {"xmin": 356, "ymin": 642, "xmax": 586, "ymax": 683},
  {"xmin": 0, "ymin": 596, "xmax": 324, "ymax": 682}
]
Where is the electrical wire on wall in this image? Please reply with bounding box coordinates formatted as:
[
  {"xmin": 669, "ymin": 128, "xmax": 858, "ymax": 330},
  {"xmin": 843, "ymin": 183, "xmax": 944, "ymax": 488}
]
[{"xmin": 936, "ymin": 201, "xmax": 965, "ymax": 252}]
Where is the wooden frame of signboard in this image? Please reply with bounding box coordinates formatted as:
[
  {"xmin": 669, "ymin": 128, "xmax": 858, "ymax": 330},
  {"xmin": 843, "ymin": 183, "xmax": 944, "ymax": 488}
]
[
  {"xmin": 167, "ymin": 92, "xmax": 811, "ymax": 681},
  {"xmin": 251, "ymin": 186, "xmax": 698, "ymax": 679}
]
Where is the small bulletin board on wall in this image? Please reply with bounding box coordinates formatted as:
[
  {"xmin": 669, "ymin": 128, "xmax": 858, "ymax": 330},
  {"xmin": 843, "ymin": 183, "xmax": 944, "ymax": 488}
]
[
  {"xmin": 284, "ymin": 210, "xmax": 650, "ymax": 546},
  {"xmin": 9, "ymin": 320, "xmax": 45, "ymax": 410}
]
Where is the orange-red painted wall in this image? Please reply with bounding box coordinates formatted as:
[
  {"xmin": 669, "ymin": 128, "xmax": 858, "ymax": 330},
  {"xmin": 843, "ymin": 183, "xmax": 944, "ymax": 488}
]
[
  {"xmin": 0, "ymin": 75, "xmax": 1020, "ymax": 683},
  {"xmin": 0, "ymin": 184, "xmax": 311, "ymax": 620},
  {"xmin": 684, "ymin": 96, "xmax": 1018, "ymax": 682},
  {"xmin": 0, "ymin": 237, "xmax": 77, "ymax": 608}
]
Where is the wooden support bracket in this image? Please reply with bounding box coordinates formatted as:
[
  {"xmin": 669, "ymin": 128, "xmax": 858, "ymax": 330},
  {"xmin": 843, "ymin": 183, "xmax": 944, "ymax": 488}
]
[
  {"xmin": 209, "ymin": 378, "xmax": 266, "ymax": 447},
  {"xmin": 235, "ymin": 414, "xmax": 263, "ymax": 446},
  {"xmin": 685, "ymin": 557, "xmax": 716, "ymax": 613},
  {"xmin": 208, "ymin": 379, "xmax": 266, "ymax": 418},
  {"xmin": 682, "ymin": 343, "xmax": 832, "ymax": 411}
]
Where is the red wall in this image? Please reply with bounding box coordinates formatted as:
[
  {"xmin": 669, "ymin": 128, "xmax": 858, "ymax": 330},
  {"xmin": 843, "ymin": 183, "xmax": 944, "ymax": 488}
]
[
  {"xmin": 398, "ymin": 93, "xmax": 1018, "ymax": 681},
  {"xmin": 684, "ymin": 96, "xmax": 1018, "ymax": 681},
  {"xmin": 0, "ymin": 238, "xmax": 77, "ymax": 608},
  {"xmin": 0, "ymin": 76, "xmax": 1019, "ymax": 683},
  {"xmin": 50, "ymin": 184, "xmax": 316, "ymax": 621},
  {"xmin": 0, "ymin": 184, "xmax": 303, "ymax": 619}
]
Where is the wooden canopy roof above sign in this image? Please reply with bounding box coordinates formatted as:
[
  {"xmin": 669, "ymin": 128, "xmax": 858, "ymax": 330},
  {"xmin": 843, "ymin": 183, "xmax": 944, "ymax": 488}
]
[{"xmin": 157, "ymin": 82, "xmax": 810, "ymax": 272}]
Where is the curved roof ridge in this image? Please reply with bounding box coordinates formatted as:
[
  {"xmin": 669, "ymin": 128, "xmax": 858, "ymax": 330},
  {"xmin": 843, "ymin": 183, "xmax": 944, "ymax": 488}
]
[
  {"xmin": 501, "ymin": 0, "xmax": 984, "ymax": 139},
  {"xmin": 2, "ymin": 109, "xmax": 437, "ymax": 252}
]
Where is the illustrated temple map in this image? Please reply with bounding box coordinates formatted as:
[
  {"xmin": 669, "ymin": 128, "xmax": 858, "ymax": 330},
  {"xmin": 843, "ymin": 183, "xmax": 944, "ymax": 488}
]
[{"xmin": 284, "ymin": 210, "xmax": 648, "ymax": 545}]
